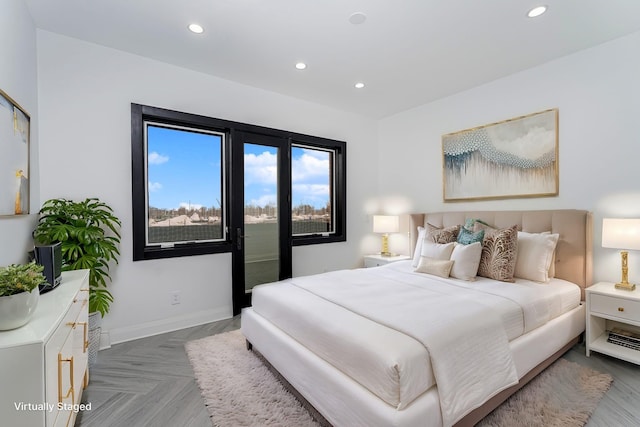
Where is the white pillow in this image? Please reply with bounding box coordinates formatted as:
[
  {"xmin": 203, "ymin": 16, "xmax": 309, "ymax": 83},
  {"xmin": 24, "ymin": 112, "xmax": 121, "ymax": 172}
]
[
  {"xmin": 412, "ymin": 226, "xmax": 426, "ymax": 268},
  {"xmin": 450, "ymin": 242, "xmax": 482, "ymax": 281},
  {"xmin": 415, "ymin": 257, "xmax": 454, "ymax": 278},
  {"xmin": 420, "ymin": 241, "xmax": 455, "ymax": 260},
  {"xmin": 514, "ymin": 231, "xmax": 559, "ymax": 282}
]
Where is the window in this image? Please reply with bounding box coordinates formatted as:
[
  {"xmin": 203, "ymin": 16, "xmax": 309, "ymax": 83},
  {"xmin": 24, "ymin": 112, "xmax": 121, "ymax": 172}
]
[
  {"xmin": 145, "ymin": 123, "xmax": 225, "ymax": 246},
  {"xmin": 131, "ymin": 104, "xmax": 232, "ymax": 260},
  {"xmin": 131, "ymin": 103, "xmax": 346, "ymax": 260},
  {"xmin": 290, "ymin": 137, "xmax": 346, "ymax": 246},
  {"xmin": 291, "ymin": 145, "xmax": 334, "ymax": 236}
]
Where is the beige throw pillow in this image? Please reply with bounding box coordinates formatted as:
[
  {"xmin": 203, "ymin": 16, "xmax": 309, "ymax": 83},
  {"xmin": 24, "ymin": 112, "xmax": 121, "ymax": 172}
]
[
  {"xmin": 514, "ymin": 231, "xmax": 559, "ymax": 282},
  {"xmin": 420, "ymin": 241, "xmax": 455, "ymax": 260},
  {"xmin": 450, "ymin": 242, "xmax": 482, "ymax": 281},
  {"xmin": 415, "ymin": 257, "xmax": 454, "ymax": 278}
]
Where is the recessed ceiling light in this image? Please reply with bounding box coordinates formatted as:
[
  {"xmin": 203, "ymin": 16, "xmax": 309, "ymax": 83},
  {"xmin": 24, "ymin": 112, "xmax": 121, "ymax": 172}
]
[
  {"xmin": 188, "ymin": 23, "xmax": 204, "ymax": 34},
  {"xmin": 527, "ymin": 6, "xmax": 547, "ymax": 18},
  {"xmin": 354, "ymin": 82, "xmax": 365, "ymax": 89},
  {"xmin": 295, "ymin": 62, "xmax": 307, "ymax": 70},
  {"xmin": 349, "ymin": 12, "xmax": 367, "ymax": 25}
]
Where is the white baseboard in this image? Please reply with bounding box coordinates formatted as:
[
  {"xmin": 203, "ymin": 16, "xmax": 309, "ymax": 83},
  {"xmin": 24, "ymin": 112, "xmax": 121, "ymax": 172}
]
[
  {"xmin": 103, "ymin": 307, "xmax": 233, "ymax": 348},
  {"xmin": 99, "ymin": 331, "xmax": 111, "ymax": 350}
]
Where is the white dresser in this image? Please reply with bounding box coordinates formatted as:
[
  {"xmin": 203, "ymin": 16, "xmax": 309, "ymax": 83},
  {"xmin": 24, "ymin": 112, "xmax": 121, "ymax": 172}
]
[{"xmin": 0, "ymin": 270, "xmax": 90, "ymax": 427}]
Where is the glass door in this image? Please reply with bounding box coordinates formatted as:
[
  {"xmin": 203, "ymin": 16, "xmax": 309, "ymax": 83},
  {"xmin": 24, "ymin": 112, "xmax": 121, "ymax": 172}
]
[
  {"xmin": 243, "ymin": 142, "xmax": 280, "ymax": 291},
  {"xmin": 231, "ymin": 132, "xmax": 291, "ymax": 314}
]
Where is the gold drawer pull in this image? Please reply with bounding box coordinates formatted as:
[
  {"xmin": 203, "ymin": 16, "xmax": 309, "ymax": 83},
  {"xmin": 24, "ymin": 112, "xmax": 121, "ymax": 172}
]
[
  {"xmin": 618, "ymin": 307, "xmax": 625, "ymax": 312},
  {"xmin": 57, "ymin": 354, "xmax": 75, "ymax": 403},
  {"xmin": 78, "ymin": 321, "xmax": 88, "ymax": 352}
]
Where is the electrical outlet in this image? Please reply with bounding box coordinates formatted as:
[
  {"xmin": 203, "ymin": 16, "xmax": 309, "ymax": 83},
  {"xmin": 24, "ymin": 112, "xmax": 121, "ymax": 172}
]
[{"xmin": 170, "ymin": 291, "xmax": 180, "ymax": 305}]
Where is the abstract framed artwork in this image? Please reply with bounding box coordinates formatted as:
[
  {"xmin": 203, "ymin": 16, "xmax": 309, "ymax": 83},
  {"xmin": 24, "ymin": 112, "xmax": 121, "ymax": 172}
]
[
  {"xmin": 442, "ymin": 109, "xmax": 558, "ymax": 202},
  {"xmin": 0, "ymin": 89, "xmax": 30, "ymax": 216}
]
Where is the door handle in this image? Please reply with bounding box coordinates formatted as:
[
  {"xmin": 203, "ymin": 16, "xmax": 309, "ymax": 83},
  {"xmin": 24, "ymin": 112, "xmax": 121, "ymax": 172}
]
[{"xmin": 236, "ymin": 228, "xmax": 243, "ymax": 250}]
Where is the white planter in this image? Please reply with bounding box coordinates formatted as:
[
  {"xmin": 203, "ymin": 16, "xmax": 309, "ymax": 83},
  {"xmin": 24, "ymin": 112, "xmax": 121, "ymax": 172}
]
[
  {"xmin": 88, "ymin": 311, "xmax": 102, "ymax": 365},
  {"xmin": 0, "ymin": 287, "xmax": 40, "ymax": 330}
]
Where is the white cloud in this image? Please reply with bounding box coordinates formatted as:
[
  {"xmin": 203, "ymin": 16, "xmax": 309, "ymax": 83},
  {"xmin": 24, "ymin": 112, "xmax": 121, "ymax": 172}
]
[
  {"xmin": 243, "ymin": 148, "xmax": 331, "ymax": 208},
  {"xmin": 244, "ymin": 151, "xmax": 277, "ymax": 184},
  {"xmin": 148, "ymin": 181, "xmax": 163, "ymax": 192},
  {"xmin": 149, "ymin": 151, "xmax": 169, "ymax": 165},
  {"xmin": 292, "ymin": 152, "xmax": 329, "ymax": 182}
]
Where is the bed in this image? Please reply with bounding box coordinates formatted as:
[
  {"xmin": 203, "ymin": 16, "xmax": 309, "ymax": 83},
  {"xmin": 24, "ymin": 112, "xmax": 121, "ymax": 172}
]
[{"xmin": 241, "ymin": 209, "xmax": 592, "ymax": 427}]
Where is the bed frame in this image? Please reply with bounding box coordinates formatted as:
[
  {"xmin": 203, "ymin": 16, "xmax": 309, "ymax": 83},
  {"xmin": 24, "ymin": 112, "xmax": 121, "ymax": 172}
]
[{"xmin": 242, "ymin": 209, "xmax": 592, "ymax": 427}]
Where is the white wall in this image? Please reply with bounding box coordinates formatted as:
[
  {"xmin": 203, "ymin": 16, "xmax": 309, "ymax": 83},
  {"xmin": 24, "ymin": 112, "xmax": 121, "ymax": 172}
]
[
  {"xmin": 31, "ymin": 21, "xmax": 640, "ymax": 344},
  {"xmin": 0, "ymin": 0, "xmax": 39, "ymax": 266},
  {"xmin": 378, "ymin": 31, "xmax": 640, "ymax": 285},
  {"xmin": 36, "ymin": 31, "xmax": 380, "ymax": 344}
]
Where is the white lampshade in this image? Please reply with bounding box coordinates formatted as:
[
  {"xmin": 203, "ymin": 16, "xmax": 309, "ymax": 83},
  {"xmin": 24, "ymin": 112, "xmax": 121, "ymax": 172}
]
[
  {"xmin": 373, "ymin": 215, "xmax": 399, "ymax": 234},
  {"xmin": 602, "ymin": 218, "xmax": 640, "ymax": 250}
]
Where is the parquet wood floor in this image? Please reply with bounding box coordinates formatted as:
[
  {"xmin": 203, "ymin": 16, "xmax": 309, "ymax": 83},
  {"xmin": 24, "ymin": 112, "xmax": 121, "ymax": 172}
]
[{"xmin": 76, "ymin": 316, "xmax": 639, "ymax": 427}]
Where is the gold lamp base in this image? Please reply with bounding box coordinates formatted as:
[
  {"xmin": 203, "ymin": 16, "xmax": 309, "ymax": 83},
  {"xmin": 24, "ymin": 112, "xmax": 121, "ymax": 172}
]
[
  {"xmin": 380, "ymin": 234, "xmax": 395, "ymax": 257},
  {"xmin": 615, "ymin": 250, "xmax": 636, "ymax": 291},
  {"xmin": 615, "ymin": 282, "xmax": 636, "ymax": 291}
]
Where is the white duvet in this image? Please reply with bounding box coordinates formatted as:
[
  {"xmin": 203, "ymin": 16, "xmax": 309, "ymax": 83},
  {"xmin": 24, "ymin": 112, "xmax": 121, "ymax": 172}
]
[{"xmin": 250, "ymin": 261, "xmax": 581, "ymax": 426}]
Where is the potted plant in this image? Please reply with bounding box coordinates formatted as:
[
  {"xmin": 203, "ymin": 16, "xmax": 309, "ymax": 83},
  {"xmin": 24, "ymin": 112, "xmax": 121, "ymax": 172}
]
[
  {"xmin": 33, "ymin": 198, "xmax": 122, "ymax": 317},
  {"xmin": 33, "ymin": 198, "xmax": 121, "ymax": 363},
  {"xmin": 0, "ymin": 261, "xmax": 47, "ymax": 330}
]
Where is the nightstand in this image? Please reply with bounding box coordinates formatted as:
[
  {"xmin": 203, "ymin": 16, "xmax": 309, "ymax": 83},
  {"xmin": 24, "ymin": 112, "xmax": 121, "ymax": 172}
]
[
  {"xmin": 363, "ymin": 254, "xmax": 411, "ymax": 268},
  {"xmin": 586, "ymin": 282, "xmax": 640, "ymax": 365}
]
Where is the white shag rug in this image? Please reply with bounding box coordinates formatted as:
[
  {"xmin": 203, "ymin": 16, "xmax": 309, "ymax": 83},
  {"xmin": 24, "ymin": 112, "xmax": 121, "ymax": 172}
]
[{"xmin": 186, "ymin": 330, "xmax": 612, "ymax": 427}]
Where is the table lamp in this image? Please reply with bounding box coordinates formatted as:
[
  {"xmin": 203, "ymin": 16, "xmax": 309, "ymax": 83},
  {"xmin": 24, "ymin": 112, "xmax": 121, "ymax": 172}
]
[
  {"xmin": 602, "ymin": 218, "xmax": 640, "ymax": 291},
  {"xmin": 373, "ymin": 215, "xmax": 399, "ymax": 257}
]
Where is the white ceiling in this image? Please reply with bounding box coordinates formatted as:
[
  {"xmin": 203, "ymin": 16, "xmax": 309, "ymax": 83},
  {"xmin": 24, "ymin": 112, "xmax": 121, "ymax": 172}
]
[{"xmin": 24, "ymin": 0, "xmax": 640, "ymax": 118}]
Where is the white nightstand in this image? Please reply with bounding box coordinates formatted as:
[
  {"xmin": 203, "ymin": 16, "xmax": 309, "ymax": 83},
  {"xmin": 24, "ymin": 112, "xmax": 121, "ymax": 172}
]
[
  {"xmin": 363, "ymin": 254, "xmax": 411, "ymax": 268},
  {"xmin": 586, "ymin": 282, "xmax": 640, "ymax": 365}
]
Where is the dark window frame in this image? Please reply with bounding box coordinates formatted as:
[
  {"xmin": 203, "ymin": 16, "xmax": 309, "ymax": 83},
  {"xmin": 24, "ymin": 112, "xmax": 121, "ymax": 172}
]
[
  {"xmin": 131, "ymin": 103, "xmax": 346, "ymax": 261},
  {"xmin": 289, "ymin": 135, "xmax": 346, "ymax": 247},
  {"xmin": 131, "ymin": 104, "xmax": 233, "ymax": 260}
]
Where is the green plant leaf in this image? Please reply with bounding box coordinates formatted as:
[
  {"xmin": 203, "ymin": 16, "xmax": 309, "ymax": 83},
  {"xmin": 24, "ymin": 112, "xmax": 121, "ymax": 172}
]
[
  {"xmin": 0, "ymin": 262, "xmax": 47, "ymax": 296},
  {"xmin": 33, "ymin": 198, "xmax": 121, "ymax": 316}
]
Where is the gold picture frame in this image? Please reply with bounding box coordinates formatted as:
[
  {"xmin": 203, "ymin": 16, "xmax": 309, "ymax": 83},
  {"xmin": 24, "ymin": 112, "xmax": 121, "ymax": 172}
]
[
  {"xmin": 0, "ymin": 88, "xmax": 30, "ymax": 216},
  {"xmin": 442, "ymin": 109, "xmax": 558, "ymax": 202}
]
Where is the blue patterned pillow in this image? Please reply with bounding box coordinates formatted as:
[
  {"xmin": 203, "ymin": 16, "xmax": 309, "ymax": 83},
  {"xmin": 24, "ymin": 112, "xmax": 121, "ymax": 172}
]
[{"xmin": 457, "ymin": 227, "xmax": 485, "ymax": 245}]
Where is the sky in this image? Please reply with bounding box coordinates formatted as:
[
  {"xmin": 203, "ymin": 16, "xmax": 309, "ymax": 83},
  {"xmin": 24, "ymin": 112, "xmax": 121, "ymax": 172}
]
[{"xmin": 147, "ymin": 125, "xmax": 331, "ymax": 211}]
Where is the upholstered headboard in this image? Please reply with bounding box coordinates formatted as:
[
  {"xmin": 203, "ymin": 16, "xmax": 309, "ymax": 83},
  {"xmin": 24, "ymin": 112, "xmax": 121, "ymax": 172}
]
[{"xmin": 409, "ymin": 210, "xmax": 592, "ymax": 298}]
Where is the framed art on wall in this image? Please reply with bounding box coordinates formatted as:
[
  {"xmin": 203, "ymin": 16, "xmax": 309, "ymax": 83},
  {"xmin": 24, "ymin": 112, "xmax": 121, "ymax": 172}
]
[
  {"xmin": 442, "ymin": 108, "xmax": 558, "ymax": 202},
  {"xmin": 0, "ymin": 89, "xmax": 30, "ymax": 216}
]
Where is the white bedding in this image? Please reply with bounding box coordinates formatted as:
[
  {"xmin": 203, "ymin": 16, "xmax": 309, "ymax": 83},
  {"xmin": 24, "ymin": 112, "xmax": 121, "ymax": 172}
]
[{"xmin": 250, "ymin": 260, "xmax": 581, "ymax": 426}]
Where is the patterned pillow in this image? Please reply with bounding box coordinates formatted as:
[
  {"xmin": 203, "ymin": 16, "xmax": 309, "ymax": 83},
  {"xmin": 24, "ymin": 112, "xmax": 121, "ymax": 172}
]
[
  {"xmin": 457, "ymin": 227, "xmax": 485, "ymax": 245},
  {"xmin": 477, "ymin": 225, "xmax": 518, "ymax": 282},
  {"xmin": 464, "ymin": 218, "xmax": 490, "ymax": 231},
  {"xmin": 426, "ymin": 223, "xmax": 461, "ymax": 244}
]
